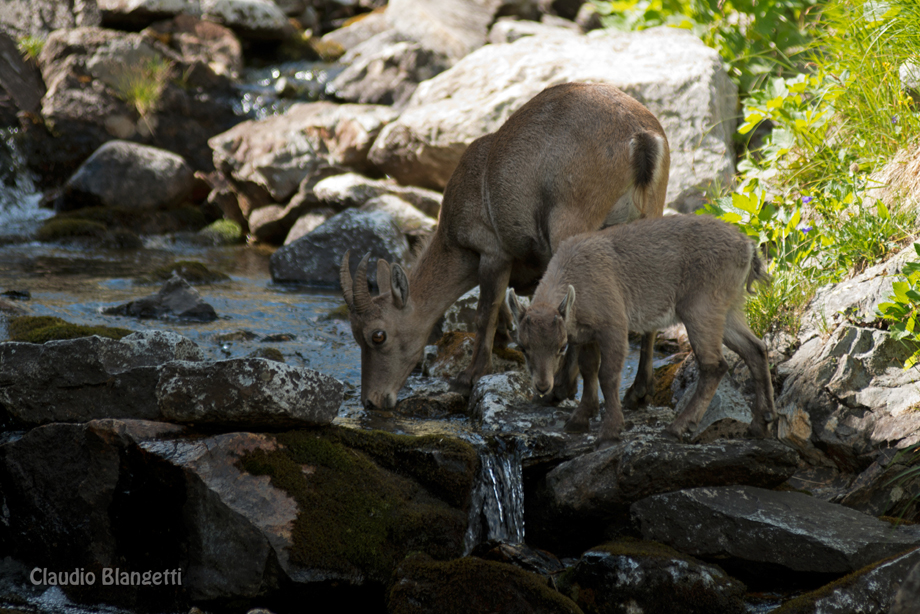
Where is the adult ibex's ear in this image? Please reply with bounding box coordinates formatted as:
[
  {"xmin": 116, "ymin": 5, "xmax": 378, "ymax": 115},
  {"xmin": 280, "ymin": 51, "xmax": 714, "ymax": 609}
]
[
  {"xmin": 390, "ymin": 262, "xmax": 409, "ymax": 309},
  {"xmin": 507, "ymin": 288, "xmax": 524, "ymax": 327},
  {"xmin": 558, "ymin": 285, "xmax": 576, "ymax": 322}
]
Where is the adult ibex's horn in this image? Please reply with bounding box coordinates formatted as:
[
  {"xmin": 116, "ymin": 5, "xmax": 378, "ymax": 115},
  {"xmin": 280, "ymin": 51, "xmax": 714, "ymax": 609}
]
[
  {"xmin": 340, "ymin": 250, "xmax": 354, "ymax": 310},
  {"xmin": 353, "ymin": 252, "xmax": 372, "ymax": 314}
]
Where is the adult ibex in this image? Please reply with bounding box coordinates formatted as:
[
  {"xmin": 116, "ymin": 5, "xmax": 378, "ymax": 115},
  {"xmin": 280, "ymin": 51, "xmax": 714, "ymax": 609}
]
[
  {"xmin": 507, "ymin": 214, "xmax": 775, "ymax": 443},
  {"xmin": 341, "ymin": 82, "xmax": 670, "ymax": 410}
]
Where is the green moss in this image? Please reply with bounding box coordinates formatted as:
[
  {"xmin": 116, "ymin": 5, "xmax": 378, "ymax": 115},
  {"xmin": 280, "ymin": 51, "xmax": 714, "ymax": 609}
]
[
  {"xmin": 493, "ymin": 346, "xmax": 525, "ymax": 365},
  {"xmin": 324, "ymin": 304, "xmax": 351, "ymax": 321},
  {"xmin": 36, "ymin": 219, "xmax": 108, "ymax": 241},
  {"xmin": 238, "ymin": 427, "xmax": 478, "ymax": 581},
  {"xmin": 388, "ymin": 553, "xmax": 583, "ymax": 614},
  {"xmin": 49, "ymin": 206, "xmax": 208, "ymax": 236},
  {"xmin": 650, "ymin": 361, "xmax": 681, "ymax": 407},
  {"xmin": 138, "ymin": 260, "xmax": 230, "ymax": 285},
  {"xmin": 8, "ymin": 316, "xmax": 133, "ymax": 343},
  {"xmin": 198, "ymin": 219, "xmax": 243, "ymax": 245},
  {"xmin": 249, "ymin": 347, "xmax": 285, "ymax": 363}
]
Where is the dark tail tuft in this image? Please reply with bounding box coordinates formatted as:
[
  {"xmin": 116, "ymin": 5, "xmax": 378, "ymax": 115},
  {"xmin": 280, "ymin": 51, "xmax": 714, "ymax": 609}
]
[
  {"xmin": 630, "ymin": 131, "xmax": 663, "ymax": 188},
  {"xmin": 746, "ymin": 248, "xmax": 772, "ymax": 294}
]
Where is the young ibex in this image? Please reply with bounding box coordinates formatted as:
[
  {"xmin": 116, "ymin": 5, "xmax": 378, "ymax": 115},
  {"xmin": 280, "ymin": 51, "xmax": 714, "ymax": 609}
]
[
  {"xmin": 341, "ymin": 82, "xmax": 670, "ymax": 410},
  {"xmin": 507, "ymin": 214, "xmax": 775, "ymax": 443}
]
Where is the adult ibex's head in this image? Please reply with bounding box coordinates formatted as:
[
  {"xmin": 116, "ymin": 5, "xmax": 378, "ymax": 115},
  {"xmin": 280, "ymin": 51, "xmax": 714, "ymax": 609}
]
[
  {"xmin": 340, "ymin": 251, "xmax": 427, "ymax": 409},
  {"xmin": 507, "ymin": 286, "xmax": 575, "ymax": 396}
]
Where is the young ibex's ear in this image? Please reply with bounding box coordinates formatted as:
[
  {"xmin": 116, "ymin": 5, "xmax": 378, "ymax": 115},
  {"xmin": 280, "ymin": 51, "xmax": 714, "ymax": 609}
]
[
  {"xmin": 507, "ymin": 288, "xmax": 524, "ymax": 327},
  {"xmin": 558, "ymin": 285, "xmax": 576, "ymax": 322},
  {"xmin": 376, "ymin": 259, "xmax": 391, "ymax": 297},
  {"xmin": 390, "ymin": 262, "xmax": 410, "ymax": 309}
]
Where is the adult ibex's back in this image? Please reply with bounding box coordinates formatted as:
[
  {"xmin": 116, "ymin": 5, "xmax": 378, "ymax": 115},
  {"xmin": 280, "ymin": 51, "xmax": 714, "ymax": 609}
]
[{"xmin": 341, "ymin": 82, "xmax": 670, "ymax": 409}]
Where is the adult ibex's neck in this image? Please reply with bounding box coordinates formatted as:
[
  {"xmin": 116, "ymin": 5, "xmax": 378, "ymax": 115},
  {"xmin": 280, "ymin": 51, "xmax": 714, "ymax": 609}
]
[{"xmin": 408, "ymin": 234, "xmax": 478, "ymax": 328}]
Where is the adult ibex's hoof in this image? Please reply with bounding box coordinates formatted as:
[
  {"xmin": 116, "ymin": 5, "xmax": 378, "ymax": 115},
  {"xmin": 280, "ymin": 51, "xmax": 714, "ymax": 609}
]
[
  {"xmin": 745, "ymin": 419, "xmax": 774, "ymax": 440},
  {"xmin": 622, "ymin": 384, "xmax": 651, "ymax": 411},
  {"xmin": 597, "ymin": 423, "xmax": 623, "ymax": 443},
  {"xmin": 563, "ymin": 417, "xmax": 590, "ymax": 434},
  {"xmin": 449, "ymin": 373, "xmax": 474, "ymax": 394},
  {"xmin": 662, "ymin": 424, "xmax": 691, "ymax": 443}
]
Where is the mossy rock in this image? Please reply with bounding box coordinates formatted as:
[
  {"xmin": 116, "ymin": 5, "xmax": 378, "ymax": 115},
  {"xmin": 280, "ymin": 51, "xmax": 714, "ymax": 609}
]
[
  {"xmin": 238, "ymin": 427, "xmax": 478, "ymax": 582},
  {"xmin": 388, "ymin": 553, "xmax": 584, "ymax": 614},
  {"xmin": 324, "ymin": 304, "xmax": 351, "ymax": 321},
  {"xmin": 650, "ymin": 361, "xmax": 682, "ymax": 407},
  {"xmin": 197, "ymin": 219, "xmax": 244, "ymax": 245},
  {"xmin": 55, "ymin": 205, "xmax": 208, "ymax": 235},
  {"xmin": 138, "ymin": 260, "xmax": 231, "ymax": 285},
  {"xmin": 7, "ymin": 316, "xmax": 133, "ymax": 343},
  {"xmin": 35, "ymin": 218, "xmax": 109, "ymax": 242},
  {"xmin": 248, "ymin": 347, "xmax": 285, "ymax": 363},
  {"xmin": 558, "ymin": 538, "xmax": 747, "ymax": 614}
]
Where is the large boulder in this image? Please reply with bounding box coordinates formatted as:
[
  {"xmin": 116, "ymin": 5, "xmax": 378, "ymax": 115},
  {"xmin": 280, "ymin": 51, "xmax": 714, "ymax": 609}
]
[
  {"xmin": 0, "ymin": 32, "xmax": 44, "ymax": 128},
  {"xmin": 631, "ymin": 486, "xmax": 920, "ymax": 575},
  {"xmin": 312, "ymin": 171, "xmax": 441, "ymax": 217},
  {"xmin": 0, "ymin": 0, "xmax": 101, "ymax": 39},
  {"xmin": 384, "ymin": 0, "xmax": 503, "ymax": 64},
  {"xmin": 368, "ymin": 24, "xmax": 737, "ymax": 212},
  {"xmin": 269, "ymin": 208, "xmax": 410, "ymax": 287},
  {"xmin": 23, "ymin": 26, "xmax": 239, "ymax": 186},
  {"xmin": 56, "ymin": 140, "xmax": 195, "ymax": 211},
  {"xmin": 208, "ymin": 101, "xmax": 399, "ymax": 216}
]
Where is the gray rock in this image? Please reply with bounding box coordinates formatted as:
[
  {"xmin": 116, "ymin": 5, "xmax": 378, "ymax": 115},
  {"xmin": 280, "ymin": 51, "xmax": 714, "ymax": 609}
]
[
  {"xmin": 558, "ymin": 540, "xmax": 747, "ymax": 614},
  {"xmin": 776, "ymin": 547, "xmax": 920, "ymax": 614},
  {"xmin": 0, "ymin": 0, "xmax": 100, "ymax": 39},
  {"xmin": 312, "ymin": 171, "xmax": 442, "ymax": 218},
  {"xmin": 384, "ymin": 0, "xmax": 502, "ymax": 64},
  {"xmin": 208, "ymin": 101, "xmax": 398, "ymax": 210},
  {"xmin": 0, "ymin": 331, "xmax": 202, "ymax": 427},
  {"xmin": 269, "ymin": 208, "xmax": 409, "ymax": 287},
  {"xmin": 156, "ymin": 358, "xmax": 344, "ymax": 427},
  {"xmin": 102, "ymin": 273, "xmax": 218, "ymax": 321},
  {"xmin": 360, "ymin": 194, "xmax": 436, "ymax": 240},
  {"xmin": 890, "ymin": 555, "xmax": 920, "ymax": 614},
  {"xmin": 328, "ymin": 30, "xmax": 451, "ymax": 109},
  {"xmin": 631, "ymin": 486, "xmax": 920, "ymax": 574},
  {"xmin": 283, "ymin": 210, "xmax": 332, "ymax": 244},
  {"xmin": 368, "ymin": 25, "xmax": 736, "ymax": 211},
  {"xmin": 0, "ymin": 32, "xmax": 44, "ymax": 127},
  {"xmin": 546, "ymin": 438, "xmax": 798, "ymax": 519},
  {"xmin": 320, "ymin": 8, "xmax": 389, "ymax": 53},
  {"xmin": 58, "ymin": 140, "xmax": 195, "ymax": 211},
  {"xmin": 142, "ymin": 14, "xmax": 243, "ymax": 79}
]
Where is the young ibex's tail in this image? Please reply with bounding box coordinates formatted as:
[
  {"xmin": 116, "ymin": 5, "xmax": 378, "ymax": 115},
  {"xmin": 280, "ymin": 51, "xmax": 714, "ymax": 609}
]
[
  {"xmin": 630, "ymin": 131, "xmax": 669, "ymax": 218},
  {"xmin": 746, "ymin": 247, "xmax": 772, "ymax": 294}
]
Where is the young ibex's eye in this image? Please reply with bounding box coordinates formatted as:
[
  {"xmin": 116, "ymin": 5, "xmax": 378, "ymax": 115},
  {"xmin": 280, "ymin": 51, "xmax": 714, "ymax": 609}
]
[
  {"xmin": 558, "ymin": 344, "xmax": 568, "ymax": 356},
  {"xmin": 371, "ymin": 330, "xmax": 386, "ymax": 345}
]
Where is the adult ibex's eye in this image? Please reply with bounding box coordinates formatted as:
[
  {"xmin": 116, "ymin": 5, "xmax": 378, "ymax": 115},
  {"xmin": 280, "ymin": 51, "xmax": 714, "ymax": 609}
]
[
  {"xmin": 371, "ymin": 330, "xmax": 386, "ymax": 345},
  {"xmin": 558, "ymin": 344, "xmax": 568, "ymax": 356}
]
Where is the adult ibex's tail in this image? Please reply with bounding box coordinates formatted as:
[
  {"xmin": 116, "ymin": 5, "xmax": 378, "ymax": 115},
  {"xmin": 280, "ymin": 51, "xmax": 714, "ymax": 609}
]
[
  {"xmin": 629, "ymin": 131, "xmax": 670, "ymax": 219},
  {"xmin": 746, "ymin": 249, "xmax": 772, "ymax": 293}
]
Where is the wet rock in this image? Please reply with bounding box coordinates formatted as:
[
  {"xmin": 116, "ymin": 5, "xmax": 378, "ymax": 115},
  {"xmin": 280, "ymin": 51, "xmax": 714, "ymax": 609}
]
[
  {"xmin": 313, "ymin": 171, "xmax": 441, "ymax": 218},
  {"xmin": 269, "ymin": 208, "xmax": 409, "ymax": 287},
  {"xmin": 631, "ymin": 486, "xmax": 920, "ymax": 575},
  {"xmin": 890, "ymin": 556, "xmax": 920, "ymax": 614},
  {"xmin": 26, "ymin": 26, "xmax": 239, "ymax": 185},
  {"xmin": 103, "ymin": 273, "xmax": 218, "ymax": 321},
  {"xmin": 55, "ymin": 140, "xmax": 195, "ymax": 212},
  {"xmin": 425, "ymin": 331, "xmax": 524, "ymax": 382},
  {"xmin": 156, "ymin": 358, "xmax": 343, "ymax": 428},
  {"xmin": 0, "ymin": 331, "xmax": 203, "ymax": 427},
  {"xmin": 327, "ymin": 30, "xmax": 452, "ymax": 109},
  {"xmin": 0, "ymin": 32, "xmax": 44, "ymax": 128},
  {"xmin": 387, "ymin": 552, "xmax": 583, "ymax": 614},
  {"xmin": 208, "ymin": 101, "xmax": 398, "ymax": 214},
  {"xmin": 368, "ymin": 26, "xmax": 736, "ymax": 212},
  {"xmin": 472, "ymin": 541, "xmax": 566, "ymax": 581},
  {"xmin": 557, "ymin": 539, "xmax": 747, "ymax": 614},
  {"xmin": 772, "ymin": 547, "xmax": 920, "ymax": 614}
]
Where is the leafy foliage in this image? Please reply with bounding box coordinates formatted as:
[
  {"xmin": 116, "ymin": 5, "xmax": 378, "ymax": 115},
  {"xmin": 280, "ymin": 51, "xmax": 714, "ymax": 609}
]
[{"xmin": 876, "ymin": 243, "xmax": 920, "ymax": 369}]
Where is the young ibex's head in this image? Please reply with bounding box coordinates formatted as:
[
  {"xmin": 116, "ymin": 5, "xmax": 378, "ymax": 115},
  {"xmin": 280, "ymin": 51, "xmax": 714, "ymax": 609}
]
[
  {"xmin": 507, "ymin": 286, "xmax": 575, "ymax": 397},
  {"xmin": 340, "ymin": 251, "xmax": 427, "ymax": 410}
]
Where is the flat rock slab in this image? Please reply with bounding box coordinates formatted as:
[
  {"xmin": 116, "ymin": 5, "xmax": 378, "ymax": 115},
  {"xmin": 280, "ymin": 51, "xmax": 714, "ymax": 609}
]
[{"xmin": 631, "ymin": 486, "xmax": 920, "ymax": 574}]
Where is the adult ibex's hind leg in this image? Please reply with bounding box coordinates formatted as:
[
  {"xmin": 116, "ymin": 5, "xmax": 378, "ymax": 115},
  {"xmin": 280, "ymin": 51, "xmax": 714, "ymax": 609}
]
[
  {"xmin": 623, "ymin": 331, "xmax": 655, "ymax": 409},
  {"xmin": 723, "ymin": 310, "xmax": 775, "ymax": 438},
  {"xmin": 454, "ymin": 256, "xmax": 512, "ymax": 391}
]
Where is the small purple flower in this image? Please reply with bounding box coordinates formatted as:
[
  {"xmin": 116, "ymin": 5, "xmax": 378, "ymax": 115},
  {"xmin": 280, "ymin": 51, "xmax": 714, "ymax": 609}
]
[
  {"xmin": 797, "ymin": 224, "xmax": 812, "ymax": 234},
  {"xmin": 801, "ymin": 196, "xmax": 813, "ymax": 205}
]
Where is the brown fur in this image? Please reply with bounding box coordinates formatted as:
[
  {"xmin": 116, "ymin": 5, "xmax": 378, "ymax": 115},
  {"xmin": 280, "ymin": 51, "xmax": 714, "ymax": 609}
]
[
  {"xmin": 507, "ymin": 214, "xmax": 775, "ymax": 443},
  {"xmin": 341, "ymin": 82, "xmax": 670, "ymax": 409}
]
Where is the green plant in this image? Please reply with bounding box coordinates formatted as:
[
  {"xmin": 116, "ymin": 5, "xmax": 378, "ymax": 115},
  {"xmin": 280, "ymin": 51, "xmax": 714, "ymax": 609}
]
[
  {"xmin": 17, "ymin": 35, "xmax": 44, "ymax": 61},
  {"xmin": 876, "ymin": 243, "xmax": 920, "ymax": 369},
  {"xmin": 111, "ymin": 56, "xmax": 172, "ymax": 118}
]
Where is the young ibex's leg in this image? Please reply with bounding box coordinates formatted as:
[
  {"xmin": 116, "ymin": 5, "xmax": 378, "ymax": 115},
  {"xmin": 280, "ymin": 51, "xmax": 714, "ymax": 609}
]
[
  {"xmin": 623, "ymin": 331, "xmax": 655, "ymax": 409},
  {"xmin": 454, "ymin": 256, "xmax": 512, "ymax": 391},
  {"xmin": 553, "ymin": 344, "xmax": 581, "ymax": 402},
  {"xmin": 666, "ymin": 310, "xmax": 729, "ymax": 441},
  {"xmin": 723, "ymin": 310, "xmax": 775, "ymax": 438},
  {"xmin": 564, "ymin": 343, "xmax": 599, "ymax": 433},
  {"xmin": 597, "ymin": 328, "xmax": 629, "ymax": 442}
]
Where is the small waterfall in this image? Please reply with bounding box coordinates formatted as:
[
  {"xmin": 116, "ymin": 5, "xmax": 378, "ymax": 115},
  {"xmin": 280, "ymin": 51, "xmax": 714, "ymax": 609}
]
[
  {"xmin": 464, "ymin": 436, "xmax": 526, "ymax": 554},
  {"xmin": 0, "ymin": 128, "xmax": 51, "ymax": 239}
]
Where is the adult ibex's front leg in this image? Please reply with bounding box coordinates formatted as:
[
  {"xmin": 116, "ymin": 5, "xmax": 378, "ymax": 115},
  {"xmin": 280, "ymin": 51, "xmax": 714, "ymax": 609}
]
[{"xmin": 454, "ymin": 256, "xmax": 512, "ymax": 391}]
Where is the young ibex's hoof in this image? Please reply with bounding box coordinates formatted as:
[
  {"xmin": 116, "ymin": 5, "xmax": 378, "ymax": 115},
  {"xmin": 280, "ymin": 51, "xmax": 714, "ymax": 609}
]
[
  {"xmin": 449, "ymin": 374, "xmax": 474, "ymax": 395},
  {"xmin": 745, "ymin": 419, "xmax": 774, "ymax": 440}
]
